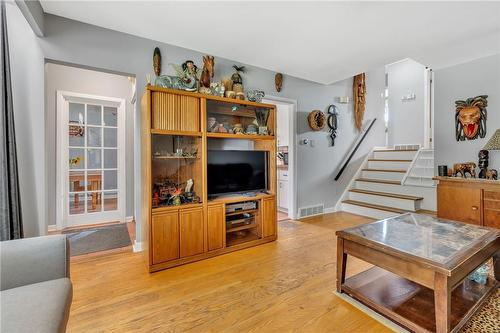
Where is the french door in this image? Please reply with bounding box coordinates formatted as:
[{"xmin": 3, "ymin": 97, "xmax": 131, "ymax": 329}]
[{"xmin": 57, "ymin": 91, "xmax": 126, "ymax": 228}]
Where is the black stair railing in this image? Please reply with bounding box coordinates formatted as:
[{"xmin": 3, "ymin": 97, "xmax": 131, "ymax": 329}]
[{"xmin": 334, "ymin": 118, "xmax": 377, "ymax": 181}]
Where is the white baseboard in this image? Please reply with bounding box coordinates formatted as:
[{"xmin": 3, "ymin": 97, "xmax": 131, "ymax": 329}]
[
  {"xmin": 126, "ymin": 216, "xmax": 134, "ymax": 223},
  {"xmin": 132, "ymin": 241, "xmax": 143, "ymax": 252},
  {"xmin": 323, "ymin": 207, "xmax": 337, "ymax": 214},
  {"xmin": 48, "ymin": 224, "xmax": 57, "ymax": 232}
]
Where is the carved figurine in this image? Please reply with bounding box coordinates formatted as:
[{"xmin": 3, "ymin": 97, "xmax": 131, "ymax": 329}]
[
  {"xmin": 199, "ymin": 55, "xmax": 215, "ymax": 94},
  {"xmin": 478, "ymin": 150, "xmax": 489, "ymax": 179},
  {"xmin": 275, "ymin": 73, "xmax": 283, "ymax": 92},
  {"xmin": 231, "ymin": 65, "xmax": 245, "ymax": 93},
  {"xmin": 455, "ymin": 95, "xmax": 488, "ymax": 141},
  {"xmin": 452, "ymin": 162, "xmax": 477, "ymax": 178},
  {"xmin": 353, "ymin": 73, "xmax": 366, "ymax": 131},
  {"xmin": 486, "ymin": 169, "xmax": 498, "ymax": 180}
]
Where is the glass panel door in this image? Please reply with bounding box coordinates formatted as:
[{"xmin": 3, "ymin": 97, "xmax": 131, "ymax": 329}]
[{"xmin": 61, "ymin": 93, "xmax": 124, "ymax": 227}]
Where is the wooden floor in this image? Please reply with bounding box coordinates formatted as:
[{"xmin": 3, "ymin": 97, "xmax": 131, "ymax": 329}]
[{"xmin": 68, "ymin": 212, "xmax": 393, "ymax": 332}]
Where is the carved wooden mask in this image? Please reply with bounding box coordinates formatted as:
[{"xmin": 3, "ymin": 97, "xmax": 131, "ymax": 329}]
[{"xmin": 455, "ymin": 95, "xmax": 488, "ymax": 141}]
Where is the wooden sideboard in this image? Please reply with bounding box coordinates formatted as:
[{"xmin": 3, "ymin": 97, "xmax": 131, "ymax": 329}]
[{"xmin": 436, "ymin": 177, "xmax": 500, "ymax": 229}]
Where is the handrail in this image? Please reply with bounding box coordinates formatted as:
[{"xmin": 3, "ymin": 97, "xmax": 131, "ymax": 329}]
[{"xmin": 334, "ymin": 118, "xmax": 377, "ymax": 181}]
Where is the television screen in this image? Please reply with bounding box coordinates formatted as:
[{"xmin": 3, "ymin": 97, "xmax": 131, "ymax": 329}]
[{"xmin": 208, "ymin": 150, "xmax": 268, "ymax": 196}]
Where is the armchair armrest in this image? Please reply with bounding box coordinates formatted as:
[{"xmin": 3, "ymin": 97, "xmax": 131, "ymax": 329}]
[{"xmin": 1, "ymin": 235, "xmax": 70, "ymax": 291}]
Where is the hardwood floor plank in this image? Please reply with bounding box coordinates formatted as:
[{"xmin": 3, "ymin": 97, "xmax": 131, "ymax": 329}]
[{"xmin": 67, "ymin": 212, "xmax": 392, "ymax": 332}]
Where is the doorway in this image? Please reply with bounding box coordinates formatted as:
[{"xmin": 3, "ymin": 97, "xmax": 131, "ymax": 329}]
[
  {"xmin": 262, "ymin": 97, "xmax": 297, "ymax": 221},
  {"xmin": 56, "ymin": 91, "xmax": 126, "ymax": 228}
]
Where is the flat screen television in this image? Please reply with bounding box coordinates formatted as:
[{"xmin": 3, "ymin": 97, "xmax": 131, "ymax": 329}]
[{"xmin": 208, "ymin": 150, "xmax": 268, "ymax": 196}]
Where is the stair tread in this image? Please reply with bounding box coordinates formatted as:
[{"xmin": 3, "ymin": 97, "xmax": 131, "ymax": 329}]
[
  {"xmin": 342, "ymin": 200, "xmax": 407, "ymax": 214},
  {"xmin": 362, "ymin": 168, "xmax": 407, "ymax": 173},
  {"xmin": 417, "ymin": 209, "xmax": 437, "ymax": 216},
  {"xmin": 356, "ymin": 178, "xmax": 402, "ymax": 185},
  {"xmin": 349, "ymin": 189, "xmax": 423, "ymax": 201},
  {"xmin": 368, "ymin": 159, "xmax": 413, "ymax": 162}
]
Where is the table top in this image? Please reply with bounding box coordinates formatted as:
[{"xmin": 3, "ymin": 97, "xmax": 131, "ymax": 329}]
[{"xmin": 337, "ymin": 213, "xmax": 499, "ymax": 271}]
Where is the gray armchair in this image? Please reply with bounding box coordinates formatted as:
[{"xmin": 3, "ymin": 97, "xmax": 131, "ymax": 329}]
[{"xmin": 1, "ymin": 235, "xmax": 73, "ymax": 333}]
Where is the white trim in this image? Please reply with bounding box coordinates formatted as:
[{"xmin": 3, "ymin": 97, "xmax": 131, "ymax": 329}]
[
  {"xmin": 126, "ymin": 216, "xmax": 134, "ymax": 223},
  {"xmin": 47, "ymin": 224, "xmax": 57, "ymax": 232},
  {"xmin": 323, "ymin": 206, "xmax": 337, "ymax": 214},
  {"xmin": 56, "ymin": 91, "xmax": 126, "ymax": 229},
  {"xmin": 132, "ymin": 241, "xmax": 143, "ymax": 253},
  {"xmin": 261, "ymin": 96, "xmax": 298, "ymax": 220}
]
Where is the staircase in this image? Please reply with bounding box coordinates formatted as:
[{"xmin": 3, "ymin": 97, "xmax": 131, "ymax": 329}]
[{"xmin": 339, "ymin": 148, "xmax": 433, "ymax": 219}]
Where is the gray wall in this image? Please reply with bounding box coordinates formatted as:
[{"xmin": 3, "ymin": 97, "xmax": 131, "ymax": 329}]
[
  {"xmin": 44, "ymin": 63, "xmax": 136, "ymax": 225},
  {"xmin": 434, "ymin": 54, "xmax": 500, "ymax": 171},
  {"xmin": 387, "ymin": 59, "xmax": 426, "ymax": 147},
  {"xmin": 11, "ymin": 12, "xmax": 387, "ymax": 239},
  {"xmin": 6, "ymin": 2, "xmax": 45, "ymax": 237}
]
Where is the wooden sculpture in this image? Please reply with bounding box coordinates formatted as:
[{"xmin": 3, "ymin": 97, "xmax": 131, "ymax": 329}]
[
  {"xmin": 199, "ymin": 55, "xmax": 215, "ymax": 94},
  {"xmin": 452, "ymin": 162, "xmax": 477, "ymax": 178},
  {"xmin": 353, "ymin": 73, "xmax": 366, "ymax": 131},
  {"xmin": 455, "ymin": 95, "xmax": 488, "ymax": 141}
]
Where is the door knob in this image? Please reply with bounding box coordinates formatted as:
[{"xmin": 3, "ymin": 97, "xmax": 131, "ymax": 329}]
[{"xmin": 471, "ymin": 206, "xmax": 478, "ymax": 211}]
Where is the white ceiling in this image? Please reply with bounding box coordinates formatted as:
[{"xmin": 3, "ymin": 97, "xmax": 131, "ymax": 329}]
[{"xmin": 40, "ymin": 1, "xmax": 500, "ymax": 84}]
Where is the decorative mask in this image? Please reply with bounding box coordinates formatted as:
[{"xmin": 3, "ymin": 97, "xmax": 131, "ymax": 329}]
[
  {"xmin": 153, "ymin": 47, "xmax": 161, "ymax": 76},
  {"xmin": 275, "ymin": 73, "xmax": 283, "ymax": 92},
  {"xmin": 455, "ymin": 95, "xmax": 488, "ymax": 141}
]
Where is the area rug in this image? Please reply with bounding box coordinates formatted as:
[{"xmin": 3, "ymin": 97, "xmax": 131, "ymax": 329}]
[
  {"xmin": 64, "ymin": 223, "xmax": 131, "ymax": 256},
  {"xmin": 460, "ymin": 287, "xmax": 499, "ymax": 333}
]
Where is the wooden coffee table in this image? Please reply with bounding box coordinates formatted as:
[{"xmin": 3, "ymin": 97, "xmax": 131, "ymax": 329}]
[{"xmin": 336, "ymin": 213, "xmax": 499, "ymax": 333}]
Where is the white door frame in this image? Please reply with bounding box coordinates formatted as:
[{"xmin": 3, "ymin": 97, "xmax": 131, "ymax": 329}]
[
  {"xmin": 262, "ymin": 96, "xmax": 298, "ymax": 220},
  {"xmin": 56, "ymin": 91, "xmax": 126, "ymax": 230}
]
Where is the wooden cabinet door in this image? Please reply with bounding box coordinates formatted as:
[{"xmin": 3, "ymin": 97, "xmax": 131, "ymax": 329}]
[
  {"xmin": 262, "ymin": 197, "xmax": 277, "ymax": 238},
  {"xmin": 151, "ymin": 92, "xmax": 200, "ymax": 132},
  {"xmin": 437, "ymin": 185, "xmax": 481, "ymax": 225},
  {"xmin": 483, "ymin": 190, "xmax": 500, "ymax": 229},
  {"xmin": 207, "ymin": 205, "xmax": 224, "ymax": 251},
  {"xmin": 179, "ymin": 208, "xmax": 204, "ymax": 258},
  {"xmin": 152, "ymin": 211, "xmax": 179, "ymax": 264}
]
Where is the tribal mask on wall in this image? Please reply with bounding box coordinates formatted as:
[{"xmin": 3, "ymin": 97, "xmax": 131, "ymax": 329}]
[{"xmin": 455, "ymin": 95, "xmax": 488, "ymax": 141}]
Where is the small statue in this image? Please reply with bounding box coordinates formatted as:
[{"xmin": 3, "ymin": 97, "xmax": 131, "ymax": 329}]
[
  {"xmin": 185, "ymin": 179, "xmax": 193, "ymax": 193},
  {"xmin": 199, "ymin": 55, "xmax": 215, "ymax": 94},
  {"xmin": 478, "ymin": 150, "xmax": 489, "ymax": 179},
  {"xmin": 486, "ymin": 169, "xmax": 498, "ymax": 180},
  {"xmin": 452, "ymin": 162, "xmax": 477, "ymax": 178},
  {"xmin": 231, "ymin": 65, "xmax": 245, "ymax": 93}
]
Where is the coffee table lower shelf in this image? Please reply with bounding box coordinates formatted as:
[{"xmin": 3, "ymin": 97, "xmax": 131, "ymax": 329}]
[{"xmin": 341, "ymin": 267, "xmax": 498, "ymax": 333}]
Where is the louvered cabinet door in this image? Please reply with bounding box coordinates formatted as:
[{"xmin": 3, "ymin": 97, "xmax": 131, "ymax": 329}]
[{"xmin": 151, "ymin": 92, "xmax": 200, "ymax": 132}]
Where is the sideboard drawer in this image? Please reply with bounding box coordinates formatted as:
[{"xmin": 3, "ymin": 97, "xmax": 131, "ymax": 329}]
[
  {"xmin": 484, "ymin": 199, "xmax": 500, "ymax": 210},
  {"xmin": 484, "ymin": 190, "xmax": 500, "ymax": 201}
]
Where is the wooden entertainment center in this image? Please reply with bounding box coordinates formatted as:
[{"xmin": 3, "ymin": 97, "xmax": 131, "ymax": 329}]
[{"xmin": 141, "ymin": 86, "xmax": 277, "ymax": 272}]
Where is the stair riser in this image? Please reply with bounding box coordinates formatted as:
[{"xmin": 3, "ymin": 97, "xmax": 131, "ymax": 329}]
[
  {"xmin": 367, "ymin": 161, "xmax": 411, "ymax": 170},
  {"xmin": 355, "ymin": 181, "xmax": 405, "ymax": 193},
  {"xmin": 373, "ymin": 151, "xmax": 417, "ymax": 160},
  {"xmin": 349, "ymin": 192, "xmax": 419, "ymax": 211},
  {"xmin": 361, "ymin": 170, "xmax": 405, "ymax": 181},
  {"xmin": 341, "ymin": 203, "xmax": 400, "ymax": 220}
]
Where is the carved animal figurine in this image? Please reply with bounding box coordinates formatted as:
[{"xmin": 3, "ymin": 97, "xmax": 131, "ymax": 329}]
[
  {"xmin": 452, "ymin": 162, "xmax": 477, "ymax": 178},
  {"xmin": 199, "ymin": 55, "xmax": 215, "ymax": 94},
  {"xmin": 485, "ymin": 169, "xmax": 498, "ymax": 180}
]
